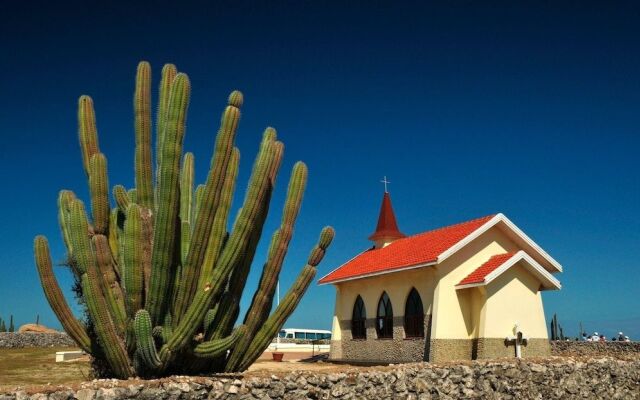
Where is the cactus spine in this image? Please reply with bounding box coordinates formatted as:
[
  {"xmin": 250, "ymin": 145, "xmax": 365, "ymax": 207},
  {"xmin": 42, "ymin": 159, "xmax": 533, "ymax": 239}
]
[{"xmin": 34, "ymin": 62, "xmax": 333, "ymax": 378}]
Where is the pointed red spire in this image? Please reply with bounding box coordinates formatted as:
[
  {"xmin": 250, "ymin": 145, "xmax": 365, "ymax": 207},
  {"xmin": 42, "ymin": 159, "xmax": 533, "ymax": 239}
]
[{"xmin": 368, "ymin": 192, "xmax": 405, "ymax": 242}]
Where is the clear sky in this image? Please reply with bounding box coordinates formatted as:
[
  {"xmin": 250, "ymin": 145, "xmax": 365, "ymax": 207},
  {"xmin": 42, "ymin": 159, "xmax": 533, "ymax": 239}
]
[{"xmin": 1, "ymin": 1, "xmax": 638, "ymax": 339}]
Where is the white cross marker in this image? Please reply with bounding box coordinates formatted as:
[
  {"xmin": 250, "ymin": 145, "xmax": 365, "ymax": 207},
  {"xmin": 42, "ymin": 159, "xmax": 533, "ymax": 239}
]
[{"xmin": 380, "ymin": 176, "xmax": 390, "ymax": 193}]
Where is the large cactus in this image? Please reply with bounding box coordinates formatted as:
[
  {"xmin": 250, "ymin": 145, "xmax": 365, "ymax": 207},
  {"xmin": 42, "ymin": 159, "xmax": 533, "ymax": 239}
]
[{"xmin": 34, "ymin": 62, "xmax": 334, "ymax": 378}]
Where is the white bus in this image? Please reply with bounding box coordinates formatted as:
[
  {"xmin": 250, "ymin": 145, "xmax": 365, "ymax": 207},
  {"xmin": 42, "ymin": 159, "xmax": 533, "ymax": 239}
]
[
  {"xmin": 278, "ymin": 328, "xmax": 332, "ymax": 340},
  {"xmin": 267, "ymin": 328, "xmax": 332, "ymax": 352}
]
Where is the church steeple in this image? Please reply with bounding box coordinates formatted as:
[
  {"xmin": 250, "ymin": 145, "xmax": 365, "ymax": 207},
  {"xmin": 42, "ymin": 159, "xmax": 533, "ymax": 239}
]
[{"xmin": 369, "ymin": 179, "xmax": 405, "ymax": 247}]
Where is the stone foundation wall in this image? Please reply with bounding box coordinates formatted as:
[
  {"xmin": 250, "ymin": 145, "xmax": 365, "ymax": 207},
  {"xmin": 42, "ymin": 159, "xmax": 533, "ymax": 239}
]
[
  {"xmin": 1, "ymin": 357, "xmax": 639, "ymax": 399},
  {"xmin": 335, "ymin": 315, "xmax": 429, "ymax": 362},
  {"xmin": 551, "ymin": 340, "xmax": 640, "ymax": 358},
  {"xmin": 0, "ymin": 332, "xmax": 76, "ymax": 348},
  {"xmin": 474, "ymin": 338, "xmax": 551, "ymax": 359},
  {"xmin": 428, "ymin": 338, "xmax": 473, "ymax": 362}
]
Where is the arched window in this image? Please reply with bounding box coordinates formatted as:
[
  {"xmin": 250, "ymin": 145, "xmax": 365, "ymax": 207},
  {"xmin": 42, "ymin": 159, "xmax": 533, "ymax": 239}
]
[
  {"xmin": 376, "ymin": 292, "xmax": 393, "ymax": 339},
  {"xmin": 351, "ymin": 295, "xmax": 366, "ymax": 339},
  {"xmin": 404, "ymin": 288, "xmax": 424, "ymax": 338}
]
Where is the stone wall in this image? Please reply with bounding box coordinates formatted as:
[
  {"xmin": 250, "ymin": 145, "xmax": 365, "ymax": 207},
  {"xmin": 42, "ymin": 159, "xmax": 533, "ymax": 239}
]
[
  {"xmin": 335, "ymin": 316, "xmax": 428, "ymax": 362},
  {"xmin": 551, "ymin": 340, "xmax": 640, "ymax": 358},
  {"xmin": 0, "ymin": 332, "xmax": 76, "ymax": 348},
  {"xmin": 1, "ymin": 357, "xmax": 639, "ymax": 399}
]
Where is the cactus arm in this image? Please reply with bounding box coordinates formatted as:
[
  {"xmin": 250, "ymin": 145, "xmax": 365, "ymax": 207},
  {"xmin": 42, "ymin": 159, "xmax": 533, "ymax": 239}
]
[
  {"xmin": 34, "ymin": 236, "xmax": 91, "ymax": 353},
  {"xmin": 134, "ymin": 61, "xmax": 154, "ymax": 210},
  {"xmin": 180, "ymin": 152, "xmax": 194, "ymax": 264},
  {"xmin": 203, "ymin": 305, "xmax": 219, "ymax": 337},
  {"xmin": 146, "ymin": 73, "xmax": 190, "ymax": 324},
  {"xmin": 68, "ymin": 199, "xmax": 132, "ymax": 376},
  {"xmin": 173, "ymin": 92, "xmax": 243, "ymax": 321},
  {"xmin": 197, "ymin": 147, "xmax": 239, "ymax": 290},
  {"xmin": 193, "ymin": 325, "xmax": 246, "ymax": 358},
  {"xmin": 68, "ymin": 200, "xmax": 93, "ymax": 275},
  {"xmin": 57, "ymin": 190, "xmax": 78, "ymax": 273},
  {"xmin": 134, "ymin": 310, "xmax": 162, "ymax": 369},
  {"xmin": 127, "ymin": 188, "xmax": 137, "ymax": 203},
  {"xmin": 208, "ymin": 176, "xmax": 274, "ymax": 342},
  {"xmin": 161, "ymin": 133, "xmax": 281, "ymax": 362},
  {"xmin": 82, "ymin": 267, "xmax": 133, "ymax": 378},
  {"xmin": 88, "ymin": 153, "xmax": 110, "ymax": 234},
  {"xmin": 193, "ymin": 184, "xmax": 204, "ymax": 223},
  {"xmin": 225, "ymin": 162, "xmax": 307, "ymax": 369},
  {"xmin": 155, "ymin": 63, "xmax": 177, "ymax": 195},
  {"xmin": 123, "ymin": 204, "xmax": 145, "ymax": 318},
  {"xmin": 108, "ymin": 208, "xmax": 121, "ymax": 272},
  {"xmin": 232, "ymin": 226, "xmax": 334, "ymax": 372},
  {"xmin": 112, "ymin": 185, "xmax": 130, "ymax": 214},
  {"xmin": 78, "ymin": 95, "xmax": 100, "ymax": 176},
  {"xmin": 93, "ymin": 234, "xmax": 126, "ymax": 335}
]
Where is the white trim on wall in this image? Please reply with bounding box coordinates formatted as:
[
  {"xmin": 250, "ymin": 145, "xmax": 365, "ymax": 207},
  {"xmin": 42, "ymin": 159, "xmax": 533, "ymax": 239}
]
[{"xmin": 455, "ymin": 250, "xmax": 561, "ymax": 290}]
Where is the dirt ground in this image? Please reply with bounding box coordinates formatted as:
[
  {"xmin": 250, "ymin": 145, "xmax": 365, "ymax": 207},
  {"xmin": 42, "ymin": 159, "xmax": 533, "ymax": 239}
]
[
  {"xmin": 248, "ymin": 351, "xmax": 349, "ymax": 375},
  {"xmin": 0, "ymin": 347, "xmax": 91, "ymax": 390},
  {"xmin": 0, "ymin": 348, "xmax": 346, "ymax": 390}
]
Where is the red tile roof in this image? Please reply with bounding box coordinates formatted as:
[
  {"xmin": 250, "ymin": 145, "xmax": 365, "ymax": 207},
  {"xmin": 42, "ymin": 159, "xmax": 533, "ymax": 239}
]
[
  {"xmin": 457, "ymin": 252, "xmax": 517, "ymax": 286},
  {"xmin": 368, "ymin": 192, "xmax": 405, "ymax": 241},
  {"xmin": 319, "ymin": 214, "xmax": 496, "ymax": 284}
]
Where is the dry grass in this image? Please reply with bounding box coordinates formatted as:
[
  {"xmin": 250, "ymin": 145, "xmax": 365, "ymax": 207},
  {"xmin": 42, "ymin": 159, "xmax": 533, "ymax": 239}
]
[{"xmin": 0, "ymin": 347, "xmax": 90, "ymax": 390}]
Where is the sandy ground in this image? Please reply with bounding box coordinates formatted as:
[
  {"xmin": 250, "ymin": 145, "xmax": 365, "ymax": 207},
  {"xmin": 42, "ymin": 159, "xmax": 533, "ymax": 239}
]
[
  {"xmin": 247, "ymin": 351, "xmax": 349, "ymax": 375},
  {"xmin": 0, "ymin": 348, "xmax": 344, "ymax": 390},
  {"xmin": 0, "ymin": 347, "xmax": 91, "ymax": 390}
]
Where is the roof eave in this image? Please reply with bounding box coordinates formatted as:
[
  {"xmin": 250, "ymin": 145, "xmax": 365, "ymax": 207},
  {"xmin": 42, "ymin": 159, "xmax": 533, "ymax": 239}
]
[
  {"xmin": 439, "ymin": 213, "xmax": 563, "ymax": 273},
  {"xmin": 318, "ymin": 260, "xmax": 437, "ymax": 285},
  {"xmin": 455, "ymin": 250, "xmax": 562, "ymax": 291}
]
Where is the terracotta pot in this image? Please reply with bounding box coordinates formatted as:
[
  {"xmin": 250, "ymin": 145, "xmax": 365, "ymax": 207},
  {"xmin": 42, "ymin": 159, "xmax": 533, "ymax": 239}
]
[{"xmin": 272, "ymin": 352, "xmax": 284, "ymax": 362}]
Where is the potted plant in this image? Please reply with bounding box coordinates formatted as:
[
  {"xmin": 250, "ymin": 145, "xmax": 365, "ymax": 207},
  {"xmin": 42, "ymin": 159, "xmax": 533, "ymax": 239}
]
[{"xmin": 272, "ymin": 351, "xmax": 284, "ymax": 362}]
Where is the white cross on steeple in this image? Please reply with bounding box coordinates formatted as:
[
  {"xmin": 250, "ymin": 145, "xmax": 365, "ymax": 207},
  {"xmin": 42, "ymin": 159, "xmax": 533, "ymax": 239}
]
[{"xmin": 380, "ymin": 176, "xmax": 390, "ymax": 193}]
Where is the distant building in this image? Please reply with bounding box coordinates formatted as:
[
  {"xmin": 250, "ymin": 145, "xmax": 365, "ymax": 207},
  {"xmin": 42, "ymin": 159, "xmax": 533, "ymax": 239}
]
[{"xmin": 319, "ymin": 191, "xmax": 562, "ymax": 362}]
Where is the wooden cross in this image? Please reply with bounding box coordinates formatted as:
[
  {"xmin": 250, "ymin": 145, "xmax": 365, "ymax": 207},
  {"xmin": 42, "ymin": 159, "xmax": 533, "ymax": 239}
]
[{"xmin": 380, "ymin": 176, "xmax": 390, "ymax": 193}]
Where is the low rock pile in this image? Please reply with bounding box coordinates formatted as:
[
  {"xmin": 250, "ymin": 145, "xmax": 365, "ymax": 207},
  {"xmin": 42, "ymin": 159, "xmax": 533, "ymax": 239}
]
[
  {"xmin": 0, "ymin": 332, "xmax": 75, "ymax": 348},
  {"xmin": 551, "ymin": 340, "xmax": 640, "ymax": 359},
  {"xmin": 2, "ymin": 356, "xmax": 639, "ymax": 399}
]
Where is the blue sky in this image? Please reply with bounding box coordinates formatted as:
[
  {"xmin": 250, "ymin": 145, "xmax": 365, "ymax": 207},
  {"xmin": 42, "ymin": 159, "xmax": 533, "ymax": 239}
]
[{"xmin": 0, "ymin": 1, "xmax": 639, "ymax": 339}]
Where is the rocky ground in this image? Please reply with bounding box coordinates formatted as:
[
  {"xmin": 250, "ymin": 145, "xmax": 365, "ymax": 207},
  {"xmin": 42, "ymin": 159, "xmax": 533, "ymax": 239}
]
[
  {"xmin": 0, "ymin": 333, "xmax": 75, "ymax": 348},
  {"xmin": 0, "ymin": 356, "xmax": 638, "ymax": 399}
]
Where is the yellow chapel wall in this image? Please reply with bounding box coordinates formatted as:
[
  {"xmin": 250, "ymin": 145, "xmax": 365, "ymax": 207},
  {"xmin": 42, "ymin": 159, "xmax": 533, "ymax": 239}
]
[
  {"xmin": 332, "ymin": 265, "xmax": 437, "ymax": 332},
  {"xmin": 430, "ymin": 226, "xmax": 520, "ymax": 340},
  {"xmin": 482, "ymin": 262, "xmax": 549, "ymax": 338}
]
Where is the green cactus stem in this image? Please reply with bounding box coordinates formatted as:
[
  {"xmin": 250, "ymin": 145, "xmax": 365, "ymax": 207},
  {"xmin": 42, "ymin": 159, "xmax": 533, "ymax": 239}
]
[
  {"xmin": 89, "ymin": 153, "xmax": 110, "ymax": 235},
  {"xmin": 78, "ymin": 95, "xmax": 100, "ymax": 176},
  {"xmin": 161, "ymin": 132, "xmax": 282, "ymax": 362},
  {"xmin": 146, "ymin": 73, "xmax": 190, "ymax": 324},
  {"xmin": 193, "ymin": 325, "xmax": 246, "ymax": 358},
  {"xmin": 34, "ymin": 236, "xmax": 91, "ymax": 353},
  {"xmin": 180, "ymin": 152, "xmax": 194, "ymax": 264},
  {"xmin": 93, "ymin": 234, "xmax": 126, "ymax": 335},
  {"xmin": 123, "ymin": 204, "xmax": 145, "ymax": 318},
  {"xmin": 134, "ymin": 61, "xmax": 154, "ymax": 210},
  {"xmin": 225, "ymin": 162, "xmax": 307, "ymax": 370},
  {"xmin": 112, "ymin": 185, "xmax": 130, "ymax": 214},
  {"xmin": 233, "ymin": 226, "xmax": 334, "ymax": 371},
  {"xmin": 197, "ymin": 148, "xmax": 239, "ymax": 291},
  {"xmin": 82, "ymin": 270, "xmax": 132, "ymax": 378},
  {"xmin": 155, "ymin": 63, "xmax": 177, "ymax": 188},
  {"xmin": 134, "ymin": 309, "xmax": 162, "ymax": 369},
  {"xmin": 172, "ymin": 92, "xmax": 243, "ymax": 322}
]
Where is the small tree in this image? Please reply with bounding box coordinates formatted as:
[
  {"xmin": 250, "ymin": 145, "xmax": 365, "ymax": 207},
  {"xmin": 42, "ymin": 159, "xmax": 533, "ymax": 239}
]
[
  {"xmin": 0, "ymin": 319, "xmax": 6, "ymax": 333},
  {"xmin": 8, "ymin": 315, "xmax": 14, "ymax": 333}
]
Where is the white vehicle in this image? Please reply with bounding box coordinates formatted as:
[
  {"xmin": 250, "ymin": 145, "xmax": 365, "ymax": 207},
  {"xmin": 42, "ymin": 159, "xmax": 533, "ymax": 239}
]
[
  {"xmin": 277, "ymin": 328, "xmax": 332, "ymax": 340},
  {"xmin": 267, "ymin": 328, "xmax": 332, "ymax": 352}
]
